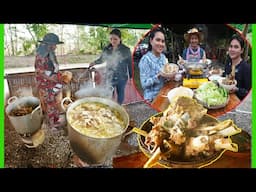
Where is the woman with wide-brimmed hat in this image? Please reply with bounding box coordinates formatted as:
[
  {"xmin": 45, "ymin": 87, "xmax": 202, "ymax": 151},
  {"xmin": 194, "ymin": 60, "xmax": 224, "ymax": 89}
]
[
  {"xmin": 34, "ymin": 33, "xmax": 65, "ymax": 130},
  {"xmin": 178, "ymin": 28, "xmax": 207, "ymax": 64}
]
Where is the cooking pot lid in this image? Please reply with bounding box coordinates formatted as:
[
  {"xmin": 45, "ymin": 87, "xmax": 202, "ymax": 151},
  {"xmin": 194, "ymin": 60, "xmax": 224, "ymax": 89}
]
[{"xmin": 184, "ymin": 62, "xmax": 206, "ymax": 69}]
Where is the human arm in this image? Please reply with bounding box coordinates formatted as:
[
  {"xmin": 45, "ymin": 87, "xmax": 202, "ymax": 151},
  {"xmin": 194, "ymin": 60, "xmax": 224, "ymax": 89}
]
[
  {"xmin": 35, "ymin": 56, "xmax": 60, "ymax": 83},
  {"xmin": 182, "ymin": 48, "xmax": 187, "ymax": 60},
  {"xmin": 89, "ymin": 47, "xmax": 107, "ymax": 67},
  {"xmin": 202, "ymin": 50, "xmax": 207, "ymax": 64},
  {"xmin": 222, "ymin": 63, "xmax": 231, "ymax": 77},
  {"xmin": 37, "ymin": 69, "xmax": 60, "ymax": 83},
  {"xmin": 178, "ymin": 49, "xmax": 187, "ymax": 64},
  {"xmin": 89, "ymin": 54, "xmax": 104, "ymax": 67},
  {"xmin": 235, "ymin": 62, "xmax": 251, "ymax": 99},
  {"xmin": 178, "ymin": 55, "xmax": 185, "ymax": 64}
]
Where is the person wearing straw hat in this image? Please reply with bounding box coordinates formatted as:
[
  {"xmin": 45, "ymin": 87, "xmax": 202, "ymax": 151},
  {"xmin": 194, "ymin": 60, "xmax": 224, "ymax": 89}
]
[
  {"xmin": 34, "ymin": 33, "xmax": 65, "ymax": 130},
  {"xmin": 178, "ymin": 28, "xmax": 207, "ymax": 64}
]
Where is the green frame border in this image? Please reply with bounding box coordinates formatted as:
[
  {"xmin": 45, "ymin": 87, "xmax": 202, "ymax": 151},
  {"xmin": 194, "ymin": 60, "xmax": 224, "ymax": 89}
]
[
  {"xmin": 252, "ymin": 24, "xmax": 255, "ymax": 168},
  {"xmin": 0, "ymin": 24, "xmax": 254, "ymax": 169},
  {"xmin": 0, "ymin": 24, "xmax": 4, "ymax": 168}
]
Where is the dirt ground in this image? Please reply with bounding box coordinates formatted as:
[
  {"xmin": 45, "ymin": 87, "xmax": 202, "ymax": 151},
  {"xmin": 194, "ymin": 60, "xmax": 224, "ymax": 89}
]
[{"xmin": 4, "ymin": 113, "xmax": 74, "ymax": 168}]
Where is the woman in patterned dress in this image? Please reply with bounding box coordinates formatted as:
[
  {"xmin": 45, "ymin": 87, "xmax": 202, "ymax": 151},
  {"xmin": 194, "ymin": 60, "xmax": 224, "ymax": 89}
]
[{"xmin": 34, "ymin": 33, "xmax": 64, "ymax": 129}]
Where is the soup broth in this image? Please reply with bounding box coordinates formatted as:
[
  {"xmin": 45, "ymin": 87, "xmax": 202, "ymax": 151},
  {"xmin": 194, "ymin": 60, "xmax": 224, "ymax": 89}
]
[
  {"xmin": 68, "ymin": 102, "xmax": 125, "ymax": 138},
  {"xmin": 9, "ymin": 104, "xmax": 37, "ymax": 116}
]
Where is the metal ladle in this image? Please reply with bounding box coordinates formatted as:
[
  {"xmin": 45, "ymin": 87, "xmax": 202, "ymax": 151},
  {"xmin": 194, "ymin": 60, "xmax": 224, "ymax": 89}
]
[{"xmin": 91, "ymin": 69, "xmax": 96, "ymax": 88}]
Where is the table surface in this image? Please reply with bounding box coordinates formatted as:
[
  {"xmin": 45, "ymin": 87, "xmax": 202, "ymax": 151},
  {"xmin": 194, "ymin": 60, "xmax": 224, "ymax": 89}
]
[
  {"xmin": 151, "ymin": 81, "xmax": 241, "ymax": 118},
  {"xmin": 113, "ymin": 150, "xmax": 251, "ymax": 168},
  {"xmin": 113, "ymin": 130, "xmax": 251, "ymax": 168}
]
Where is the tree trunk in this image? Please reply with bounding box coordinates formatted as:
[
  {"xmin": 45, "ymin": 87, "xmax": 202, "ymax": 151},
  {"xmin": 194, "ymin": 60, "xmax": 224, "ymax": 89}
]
[
  {"xmin": 9, "ymin": 24, "xmax": 15, "ymax": 56},
  {"xmin": 76, "ymin": 26, "xmax": 80, "ymax": 54},
  {"xmin": 242, "ymin": 24, "xmax": 249, "ymax": 61},
  {"xmin": 25, "ymin": 24, "xmax": 37, "ymax": 48}
]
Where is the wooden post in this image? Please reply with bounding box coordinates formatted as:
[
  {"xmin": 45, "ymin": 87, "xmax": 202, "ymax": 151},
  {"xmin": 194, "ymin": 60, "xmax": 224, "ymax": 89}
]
[{"xmin": 242, "ymin": 24, "xmax": 249, "ymax": 62}]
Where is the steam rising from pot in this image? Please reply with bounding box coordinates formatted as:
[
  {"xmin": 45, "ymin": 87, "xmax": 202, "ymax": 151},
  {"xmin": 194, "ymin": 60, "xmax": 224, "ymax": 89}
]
[{"xmin": 76, "ymin": 81, "xmax": 114, "ymax": 99}]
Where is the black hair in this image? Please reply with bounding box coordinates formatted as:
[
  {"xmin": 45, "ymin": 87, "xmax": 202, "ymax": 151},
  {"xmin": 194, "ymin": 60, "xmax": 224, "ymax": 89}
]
[
  {"xmin": 108, "ymin": 28, "xmax": 122, "ymax": 46},
  {"xmin": 229, "ymin": 34, "xmax": 245, "ymax": 49},
  {"xmin": 110, "ymin": 28, "xmax": 121, "ymax": 39},
  {"xmin": 147, "ymin": 27, "xmax": 165, "ymax": 51}
]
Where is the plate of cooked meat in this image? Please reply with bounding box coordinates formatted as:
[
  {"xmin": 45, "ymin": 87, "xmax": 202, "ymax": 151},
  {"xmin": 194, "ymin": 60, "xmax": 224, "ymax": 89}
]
[{"xmin": 133, "ymin": 96, "xmax": 241, "ymax": 168}]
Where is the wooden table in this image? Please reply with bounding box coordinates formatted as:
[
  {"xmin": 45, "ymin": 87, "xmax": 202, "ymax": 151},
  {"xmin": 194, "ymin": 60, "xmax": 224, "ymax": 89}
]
[
  {"xmin": 151, "ymin": 81, "xmax": 241, "ymax": 118},
  {"xmin": 113, "ymin": 150, "xmax": 251, "ymax": 168}
]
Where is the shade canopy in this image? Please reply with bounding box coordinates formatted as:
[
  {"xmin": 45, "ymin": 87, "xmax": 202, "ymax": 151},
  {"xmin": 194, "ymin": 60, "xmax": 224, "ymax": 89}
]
[{"xmin": 89, "ymin": 23, "xmax": 154, "ymax": 29}]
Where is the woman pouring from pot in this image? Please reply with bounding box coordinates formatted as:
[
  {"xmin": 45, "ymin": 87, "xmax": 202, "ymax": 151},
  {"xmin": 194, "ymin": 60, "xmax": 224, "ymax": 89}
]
[
  {"xmin": 178, "ymin": 27, "xmax": 208, "ymax": 64},
  {"xmin": 89, "ymin": 28, "xmax": 132, "ymax": 105}
]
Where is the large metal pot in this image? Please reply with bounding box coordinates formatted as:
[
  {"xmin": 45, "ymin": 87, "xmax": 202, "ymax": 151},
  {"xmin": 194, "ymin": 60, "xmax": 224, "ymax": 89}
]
[
  {"xmin": 183, "ymin": 59, "xmax": 211, "ymax": 75},
  {"xmin": 183, "ymin": 62, "xmax": 207, "ymax": 75},
  {"xmin": 64, "ymin": 97, "xmax": 129, "ymax": 165},
  {"xmin": 5, "ymin": 96, "xmax": 43, "ymax": 135}
]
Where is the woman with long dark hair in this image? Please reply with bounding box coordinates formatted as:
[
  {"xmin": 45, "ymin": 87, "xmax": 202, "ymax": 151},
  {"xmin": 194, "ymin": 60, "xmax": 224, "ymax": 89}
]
[
  {"xmin": 139, "ymin": 27, "xmax": 175, "ymax": 103},
  {"xmin": 223, "ymin": 34, "xmax": 251, "ymax": 100},
  {"xmin": 90, "ymin": 28, "xmax": 132, "ymax": 104}
]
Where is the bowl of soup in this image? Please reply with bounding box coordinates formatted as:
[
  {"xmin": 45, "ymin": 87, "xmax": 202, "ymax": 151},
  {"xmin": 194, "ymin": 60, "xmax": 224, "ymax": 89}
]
[{"xmin": 217, "ymin": 77, "xmax": 237, "ymax": 92}]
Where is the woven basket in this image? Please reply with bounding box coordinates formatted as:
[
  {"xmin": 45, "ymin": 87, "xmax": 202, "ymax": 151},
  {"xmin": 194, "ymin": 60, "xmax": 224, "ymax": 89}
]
[{"xmin": 6, "ymin": 72, "xmax": 37, "ymax": 97}]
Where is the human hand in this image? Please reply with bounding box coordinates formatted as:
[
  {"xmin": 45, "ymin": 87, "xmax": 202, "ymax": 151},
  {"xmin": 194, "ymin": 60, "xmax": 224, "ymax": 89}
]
[
  {"xmin": 178, "ymin": 55, "xmax": 185, "ymax": 64},
  {"xmin": 202, "ymin": 51, "xmax": 207, "ymax": 64},
  {"xmin": 229, "ymin": 86, "xmax": 238, "ymax": 93},
  {"xmin": 71, "ymin": 78, "xmax": 78, "ymax": 83},
  {"xmin": 157, "ymin": 71, "xmax": 164, "ymax": 78},
  {"xmin": 178, "ymin": 59, "xmax": 185, "ymax": 65},
  {"xmin": 61, "ymin": 71, "xmax": 73, "ymax": 84},
  {"xmin": 51, "ymin": 77, "xmax": 60, "ymax": 84},
  {"xmin": 158, "ymin": 71, "xmax": 175, "ymax": 80},
  {"xmin": 202, "ymin": 58, "xmax": 208, "ymax": 64},
  {"xmin": 53, "ymin": 63, "xmax": 59, "ymax": 73},
  {"xmin": 45, "ymin": 72, "xmax": 59, "ymax": 83}
]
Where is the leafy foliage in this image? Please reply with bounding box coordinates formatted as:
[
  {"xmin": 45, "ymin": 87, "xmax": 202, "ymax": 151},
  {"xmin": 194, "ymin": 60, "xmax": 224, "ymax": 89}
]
[
  {"xmin": 229, "ymin": 24, "xmax": 252, "ymax": 33},
  {"xmin": 4, "ymin": 24, "xmax": 149, "ymax": 56}
]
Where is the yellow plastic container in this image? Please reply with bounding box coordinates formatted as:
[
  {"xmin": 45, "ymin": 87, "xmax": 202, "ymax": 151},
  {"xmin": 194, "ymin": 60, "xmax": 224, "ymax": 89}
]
[{"xmin": 183, "ymin": 78, "xmax": 209, "ymax": 89}]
